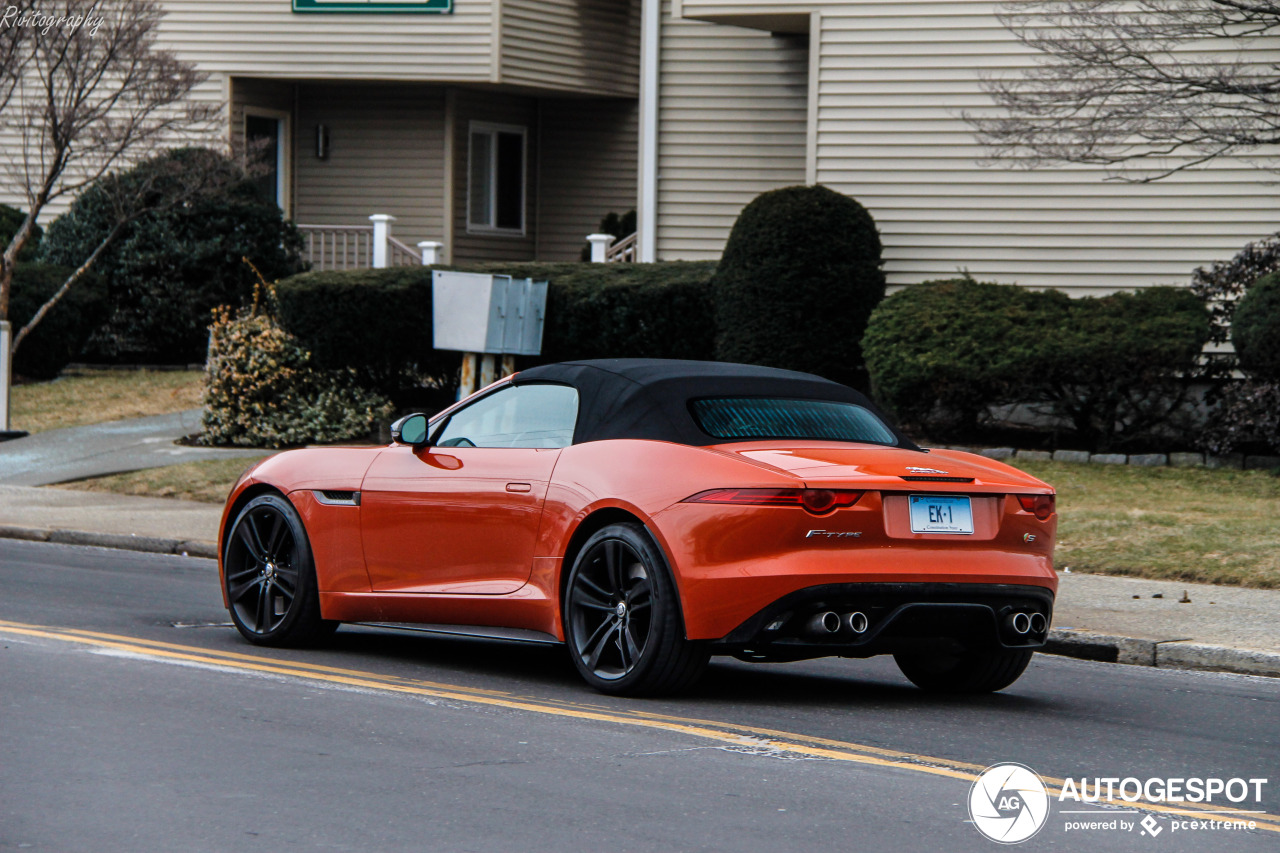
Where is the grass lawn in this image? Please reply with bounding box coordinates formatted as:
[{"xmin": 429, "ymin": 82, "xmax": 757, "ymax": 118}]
[
  {"xmin": 12, "ymin": 368, "xmax": 204, "ymax": 433},
  {"xmin": 63, "ymin": 455, "xmax": 273, "ymax": 505},
  {"xmin": 1016, "ymin": 460, "xmax": 1280, "ymax": 589}
]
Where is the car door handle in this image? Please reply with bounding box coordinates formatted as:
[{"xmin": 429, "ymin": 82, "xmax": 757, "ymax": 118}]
[{"xmin": 506, "ymin": 482, "xmax": 532, "ymax": 493}]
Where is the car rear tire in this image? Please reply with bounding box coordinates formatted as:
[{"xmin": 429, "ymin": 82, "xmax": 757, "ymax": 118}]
[
  {"xmin": 565, "ymin": 522, "xmax": 708, "ymax": 696},
  {"xmin": 894, "ymin": 647, "xmax": 1033, "ymax": 694},
  {"xmin": 223, "ymin": 493, "xmax": 337, "ymax": 646}
]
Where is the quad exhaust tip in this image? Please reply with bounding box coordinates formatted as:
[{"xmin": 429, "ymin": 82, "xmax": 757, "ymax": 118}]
[
  {"xmin": 1005, "ymin": 611, "xmax": 1047, "ymax": 636},
  {"xmin": 805, "ymin": 611, "xmax": 841, "ymax": 636},
  {"xmin": 843, "ymin": 611, "xmax": 869, "ymax": 635}
]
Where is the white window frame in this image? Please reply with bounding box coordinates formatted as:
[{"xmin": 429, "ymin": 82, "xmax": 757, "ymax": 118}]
[
  {"xmin": 243, "ymin": 106, "xmax": 292, "ymax": 217},
  {"xmin": 466, "ymin": 121, "xmax": 527, "ymax": 236}
]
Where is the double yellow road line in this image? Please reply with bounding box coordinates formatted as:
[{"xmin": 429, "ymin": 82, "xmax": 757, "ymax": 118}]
[{"xmin": 2, "ymin": 618, "xmax": 1276, "ymax": 834}]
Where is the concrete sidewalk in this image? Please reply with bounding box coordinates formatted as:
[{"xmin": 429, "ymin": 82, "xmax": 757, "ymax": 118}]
[
  {"xmin": 0, "ymin": 483, "xmax": 1276, "ymax": 678},
  {"xmin": 0, "ymin": 409, "xmax": 265, "ymax": 486}
]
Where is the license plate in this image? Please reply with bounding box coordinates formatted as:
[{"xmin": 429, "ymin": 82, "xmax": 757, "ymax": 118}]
[{"xmin": 909, "ymin": 495, "xmax": 974, "ymax": 534}]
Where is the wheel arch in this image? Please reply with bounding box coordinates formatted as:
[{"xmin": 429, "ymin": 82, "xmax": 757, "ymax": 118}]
[
  {"xmin": 557, "ymin": 507, "xmax": 692, "ymax": 639},
  {"xmin": 221, "ymin": 484, "xmax": 289, "ymax": 551}
]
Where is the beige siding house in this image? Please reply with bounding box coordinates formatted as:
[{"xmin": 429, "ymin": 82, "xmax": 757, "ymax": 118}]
[
  {"xmin": 654, "ymin": 1, "xmax": 1277, "ymax": 293},
  {"xmin": 151, "ymin": 0, "xmax": 638, "ymax": 264},
  {"xmin": 2, "ymin": 0, "xmax": 1272, "ymax": 289}
]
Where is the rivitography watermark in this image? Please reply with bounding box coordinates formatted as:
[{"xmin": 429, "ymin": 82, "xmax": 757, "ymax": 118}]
[{"xmin": 1, "ymin": 5, "xmax": 106, "ymax": 36}]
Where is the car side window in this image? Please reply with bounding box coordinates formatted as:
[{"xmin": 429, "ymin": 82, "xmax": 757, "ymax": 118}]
[{"xmin": 436, "ymin": 384, "xmax": 578, "ymax": 449}]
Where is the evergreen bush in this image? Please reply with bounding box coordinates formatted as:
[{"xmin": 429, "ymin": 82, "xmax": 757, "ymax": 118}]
[
  {"xmin": 40, "ymin": 148, "xmax": 305, "ymax": 363},
  {"xmin": 200, "ymin": 288, "xmax": 393, "ymax": 448},
  {"xmin": 0, "ymin": 204, "xmax": 42, "ymax": 262},
  {"xmin": 1231, "ymin": 271, "xmax": 1280, "ymax": 381},
  {"xmin": 7, "ymin": 263, "xmax": 107, "ymax": 380},
  {"xmin": 712, "ymin": 185, "xmax": 885, "ymax": 387},
  {"xmin": 863, "ymin": 279, "xmax": 1210, "ymax": 450}
]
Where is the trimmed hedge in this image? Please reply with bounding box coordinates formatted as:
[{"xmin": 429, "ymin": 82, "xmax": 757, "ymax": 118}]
[
  {"xmin": 713, "ymin": 185, "xmax": 884, "ymax": 387},
  {"xmin": 864, "ymin": 279, "xmax": 1211, "ymax": 450},
  {"xmin": 7, "ymin": 263, "xmax": 107, "ymax": 380},
  {"xmin": 1232, "ymin": 270, "xmax": 1280, "ymax": 381},
  {"xmin": 272, "ymin": 261, "xmax": 718, "ymax": 407},
  {"xmin": 863, "ymin": 278, "xmax": 1063, "ymax": 434}
]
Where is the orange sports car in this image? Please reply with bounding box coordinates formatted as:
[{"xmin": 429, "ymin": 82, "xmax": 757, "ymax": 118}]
[{"xmin": 218, "ymin": 359, "xmax": 1057, "ymax": 696}]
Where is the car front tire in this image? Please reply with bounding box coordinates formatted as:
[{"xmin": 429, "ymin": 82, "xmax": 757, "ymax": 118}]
[
  {"xmin": 894, "ymin": 647, "xmax": 1033, "ymax": 694},
  {"xmin": 564, "ymin": 522, "xmax": 708, "ymax": 696},
  {"xmin": 223, "ymin": 493, "xmax": 336, "ymax": 646}
]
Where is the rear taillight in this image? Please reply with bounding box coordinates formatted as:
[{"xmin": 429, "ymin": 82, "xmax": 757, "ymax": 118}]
[
  {"xmin": 1016, "ymin": 494, "xmax": 1056, "ymax": 520},
  {"xmin": 684, "ymin": 488, "xmax": 864, "ymax": 516}
]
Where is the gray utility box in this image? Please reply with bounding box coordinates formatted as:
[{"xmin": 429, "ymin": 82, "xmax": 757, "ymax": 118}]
[{"xmin": 431, "ymin": 271, "xmax": 548, "ymax": 356}]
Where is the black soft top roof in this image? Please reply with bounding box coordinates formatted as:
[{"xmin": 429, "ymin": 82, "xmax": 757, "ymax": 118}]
[{"xmin": 511, "ymin": 358, "xmax": 919, "ymax": 449}]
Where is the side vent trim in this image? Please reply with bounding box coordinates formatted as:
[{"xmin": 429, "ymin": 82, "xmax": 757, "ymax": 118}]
[{"xmin": 315, "ymin": 490, "xmax": 361, "ymax": 506}]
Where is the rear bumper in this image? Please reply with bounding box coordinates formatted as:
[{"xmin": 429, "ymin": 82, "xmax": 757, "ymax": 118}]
[{"xmin": 710, "ymin": 582, "xmax": 1054, "ymax": 662}]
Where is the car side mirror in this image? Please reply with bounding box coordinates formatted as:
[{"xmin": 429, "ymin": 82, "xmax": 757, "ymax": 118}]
[{"xmin": 390, "ymin": 413, "xmax": 430, "ymax": 447}]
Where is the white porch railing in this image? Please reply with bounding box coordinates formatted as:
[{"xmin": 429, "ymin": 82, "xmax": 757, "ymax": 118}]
[
  {"xmin": 296, "ymin": 214, "xmax": 445, "ymax": 271},
  {"xmin": 586, "ymin": 232, "xmax": 638, "ymax": 263}
]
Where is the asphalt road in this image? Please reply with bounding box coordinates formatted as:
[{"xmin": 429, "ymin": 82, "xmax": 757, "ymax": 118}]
[{"xmin": 2, "ymin": 539, "xmax": 1278, "ymax": 852}]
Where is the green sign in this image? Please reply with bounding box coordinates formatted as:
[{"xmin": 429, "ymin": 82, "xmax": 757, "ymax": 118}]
[{"xmin": 293, "ymin": 0, "xmax": 452, "ymax": 12}]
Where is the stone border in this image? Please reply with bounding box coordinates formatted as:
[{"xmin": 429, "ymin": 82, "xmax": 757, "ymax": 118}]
[
  {"xmin": 1046, "ymin": 628, "xmax": 1280, "ymax": 678},
  {"xmin": 936, "ymin": 445, "xmax": 1280, "ymax": 471},
  {"xmin": 0, "ymin": 523, "xmax": 216, "ymax": 559}
]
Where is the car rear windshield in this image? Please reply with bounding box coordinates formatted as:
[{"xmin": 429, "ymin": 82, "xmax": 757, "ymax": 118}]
[{"xmin": 690, "ymin": 397, "xmax": 899, "ymax": 445}]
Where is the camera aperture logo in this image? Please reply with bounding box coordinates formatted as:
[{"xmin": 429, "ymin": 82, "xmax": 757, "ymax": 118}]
[{"xmin": 969, "ymin": 763, "xmax": 1051, "ymax": 844}]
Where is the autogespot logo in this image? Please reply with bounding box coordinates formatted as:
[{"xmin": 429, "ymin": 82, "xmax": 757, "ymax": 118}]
[{"xmin": 969, "ymin": 763, "xmax": 1051, "ymax": 844}]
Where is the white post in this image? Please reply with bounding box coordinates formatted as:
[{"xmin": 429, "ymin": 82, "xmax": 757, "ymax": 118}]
[
  {"xmin": 369, "ymin": 214, "xmax": 396, "ymax": 269},
  {"xmin": 479, "ymin": 354, "xmax": 496, "ymax": 388},
  {"xmin": 0, "ymin": 321, "xmax": 10, "ymax": 432},
  {"xmin": 586, "ymin": 233, "xmax": 616, "ymax": 263},
  {"xmin": 638, "ymin": 0, "xmax": 661, "ymax": 263},
  {"xmin": 418, "ymin": 241, "xmax": 444, "ymax": 266}
]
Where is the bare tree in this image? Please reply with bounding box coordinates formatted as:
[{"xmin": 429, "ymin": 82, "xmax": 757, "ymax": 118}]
[
  {"xmin": 969, "ymin": 1, "xmax": 1280, "ymax": 181},
  {"xmin": 0, "ymin": 0, "xmax": 216, "ymax": 429}
]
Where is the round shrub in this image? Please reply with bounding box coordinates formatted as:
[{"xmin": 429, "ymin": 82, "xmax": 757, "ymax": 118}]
[
  {"xmin": 0, "ymin": 204, "xmax": 42, "ymax": 262},
  {"xmin": 7, "ymin": 263, "xmax": 107, "ymax": 380},
  {"xmin": 1232, "ymin": 271, "xmax": 1280, "ymax": 381},
  {"xmin": 40, "ymin": 147, "xmax": 305, "ymax": 363},
  {"xmin": 713, "ymin": 185, "xmax": 884, "ymax": 386},
  {"xmin": 201, "ymin": 299, "xmax": 393, "ymax": 448}
]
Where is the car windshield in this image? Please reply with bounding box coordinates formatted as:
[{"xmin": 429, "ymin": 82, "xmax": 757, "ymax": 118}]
[{"xmin": 690, "ymin": 397, "xmax": 899, "ymax": 445}]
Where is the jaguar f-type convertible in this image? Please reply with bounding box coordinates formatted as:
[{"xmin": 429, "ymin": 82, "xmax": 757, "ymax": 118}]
[{"xmin": 219, "ymin": 359, "xmax": 1057, "ymax": 695}]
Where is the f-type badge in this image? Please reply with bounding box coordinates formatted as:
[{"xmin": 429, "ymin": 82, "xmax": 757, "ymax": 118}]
[{"xmin": 806, "ymin": 530, "xmax": 862, "ymax": 539}]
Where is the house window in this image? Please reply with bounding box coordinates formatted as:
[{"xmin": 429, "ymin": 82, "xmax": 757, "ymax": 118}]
[
  {"xmin": 244, "ymin": 109, "xmax": 290, "ymax": 214},
  {"xmin": 468, "ymin": 123, "xmax": 526, "ymax": 233}
]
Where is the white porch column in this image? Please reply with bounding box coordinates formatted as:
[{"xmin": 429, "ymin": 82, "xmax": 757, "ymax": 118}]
[
  {"xmin": 369, "ymin": 214, "xmax": 396, "ymax": 269},
  {"xmin": 638, "ymin": 0, "xmax": 660, "ymax": 263},
  {"xmin": 418, "ymin": 241, "xmax": 444, "ymax": 266},
  {"xmin": 586, "ymin": 233, "xmax": 616, "ymax": 263},
  {"xmin": 0, "ymin": 321, "xmax": 10, "ymax": 432}
]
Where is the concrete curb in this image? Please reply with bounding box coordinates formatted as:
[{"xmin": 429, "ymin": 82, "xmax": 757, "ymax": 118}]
[
  {"xmin": 2, "ymin": 523, "xmax": 1277, "ymax": 678},
  {"xmin": 1046, "ymin": 628, "xmax": 1280, "ymax": 678},
  {"xmin": 0, "ymin": 524, "xmax": 216, "ymax": 559}
]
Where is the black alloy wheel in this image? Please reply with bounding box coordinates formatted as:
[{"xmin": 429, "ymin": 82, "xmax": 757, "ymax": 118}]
[
  {"xmin": 565, "ymin": 522, "xmax": 707, "ymax": 696},
  {"xmin": 223, "ymin": 493, "xmax": 335, "ymax": 646}
]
